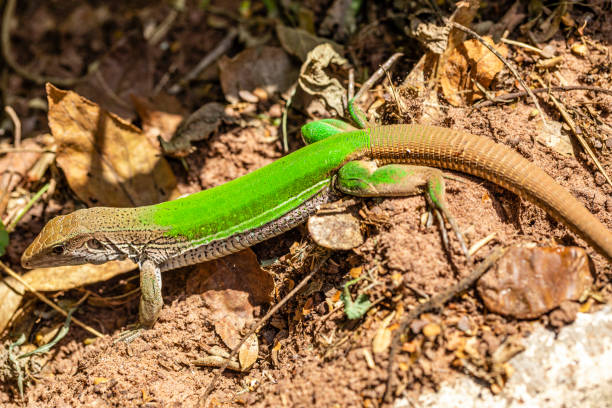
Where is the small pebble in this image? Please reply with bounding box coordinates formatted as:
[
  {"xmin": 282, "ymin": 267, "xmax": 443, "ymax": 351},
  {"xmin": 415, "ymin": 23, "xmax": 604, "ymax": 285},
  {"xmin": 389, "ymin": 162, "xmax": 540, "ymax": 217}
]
[
  {"xmin": 571, "ymin": 43, "xmax": 589, "ymax": 57},
  {"xmin": 422, "ymin": 323, "xmax": 441, "ymax": 339}
]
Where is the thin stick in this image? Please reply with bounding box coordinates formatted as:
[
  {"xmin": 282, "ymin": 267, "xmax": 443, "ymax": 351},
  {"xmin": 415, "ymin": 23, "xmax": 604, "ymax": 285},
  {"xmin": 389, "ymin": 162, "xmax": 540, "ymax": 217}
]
[
  {"xmin": 0, "ymin": 261, "xmax": 105, "ymax": 338},
  {"xmin": 348, "ymin": 68, "xmax": 355, "ymax": 101},
  {"xmin": 383, "ymin": 247, "xmax": 505, "ymax": 402},
  {"xmin": 199, "ymin": 253, "xmax": 331, "ymax": 404},
  {"xmin": 4, "ymin": 106, "xmax": 21, "ymax": 148},
  {"xmin": 449, "ymin": 21, "xmax": 547, "ymax": 126},
  {"xmin": 475, "ymin": 85, "xmax": 612, "ymax": 108},
  {"xmin": 353, "ymin": 53, "xmax": 403, "ymax": 102},
  {"xmin": 7, "ymin": 182, "xmax": 49, "ymax": 232},
  {"xmin": 281, "ymin": 84, "xmax": 297, "ymax": 153},
  {"xmin": 500, "ymin": 38, "xmax": 548, "ymax": 56},
  {"xmin": 534, "ymin": 79, "xmax": 612, "ymax": 189},
  {"xmin": 169, "ymin": 28, "xmax": 237, "ymax": 94}
]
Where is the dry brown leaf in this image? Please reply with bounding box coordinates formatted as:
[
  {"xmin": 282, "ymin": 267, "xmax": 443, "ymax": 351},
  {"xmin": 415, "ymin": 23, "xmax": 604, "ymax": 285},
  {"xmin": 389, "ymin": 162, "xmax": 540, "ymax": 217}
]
[
  {"xmin": 23, "ymin": 259, "xmax": 136, "ymax": 291},
  {"xmin": 47, "ymin": 83, "xmax": 178, "ymax": 207},
  {"xmin": 372, "ymin": 311, "xmax": 395, "ymax": 354},
  {"xmin": 218, "ymin": 47, "xmax": 297, "ymax": 104},
  {"xmin": 131, "ymin": 94, "xmax": 185, "ymax": 145},
  {"xmin": 186, "ymin": 249, "xmax": 274, "ymax": 350},
  {"xmin": 0, "ymin": 276, "xmax": 26, "ymax": 332},
  {"xmin": 238, "ymin": 333, "xmax": 259, "ymax": 371},
  {"xmin": 276, "ymin": 24, "xmax": 344, "ymax": 62},
  {"xmin": 159, "ymin": 102, "xmax": 230, "ymax": 157},
  {"xmin": 440, "ymin": 37, "xmax": 508, "ymax": 106},
  {"xmin": 0, "ymin": 138, "xmax": 43, "ymax": 215},
  {"xmin": 0, "ymin": 260, "xmax": 136, "ymax": 333},
  {"xmin": 297, "ymin": 44, "xmax": 348, "ymax": 117}
]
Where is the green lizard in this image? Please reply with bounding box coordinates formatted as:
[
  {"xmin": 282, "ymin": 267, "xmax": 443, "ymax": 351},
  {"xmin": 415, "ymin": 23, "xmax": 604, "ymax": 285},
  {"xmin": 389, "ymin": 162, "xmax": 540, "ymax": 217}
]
[{"xmin": 21, "ymin": 103, "xmax": 612, "ymax": 341}]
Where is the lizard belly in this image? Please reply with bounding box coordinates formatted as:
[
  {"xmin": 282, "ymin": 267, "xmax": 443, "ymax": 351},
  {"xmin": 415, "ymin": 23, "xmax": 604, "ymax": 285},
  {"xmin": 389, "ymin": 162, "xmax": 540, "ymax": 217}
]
[{"xmin": 159, "ymin": 188, "xmax": 337, "ymax": 272}]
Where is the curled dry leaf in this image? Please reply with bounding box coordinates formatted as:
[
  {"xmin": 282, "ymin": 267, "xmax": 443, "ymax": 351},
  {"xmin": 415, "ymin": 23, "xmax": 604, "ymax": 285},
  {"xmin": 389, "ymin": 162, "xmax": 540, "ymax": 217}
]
[
  {"xmin": 239, "ymin": 333, "xmax": 259, "ymax": 371},
  {"xmin": 536, "ymin": 120, "xmax": 575, "ymax": 157},
  {"xmin": 372, "ymin": 311, "xmax": 396, "ymax": 354},
  {"xmin": 46, "ymin": 83, "xmax": 178, "ymax": 207},
  {"xmin": 297, "ymin": 44, "xmax": 348, "ymax": 117},
  {"xmin": 159, "ymin": 102, "xmax": 230, "ymax": 157},
  {"xmin": 440, "ymin": 37, "xmax": 509, "ymax": 106},
  {"xmin": 186, "ymin": 249, "xmax": 273, "ymax": 350}
]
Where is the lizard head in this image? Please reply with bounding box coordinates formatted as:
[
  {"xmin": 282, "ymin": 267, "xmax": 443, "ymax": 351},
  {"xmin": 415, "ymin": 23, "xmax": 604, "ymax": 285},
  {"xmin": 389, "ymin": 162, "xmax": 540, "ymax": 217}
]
[{"xmin": 21, "ymin": 208, "xmax": 130, "ymax": 268}]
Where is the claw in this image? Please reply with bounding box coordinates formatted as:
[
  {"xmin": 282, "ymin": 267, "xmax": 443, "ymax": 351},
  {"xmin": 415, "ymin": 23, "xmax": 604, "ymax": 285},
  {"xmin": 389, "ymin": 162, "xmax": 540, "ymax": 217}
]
[{"xmin": 113, "ymin": 324, "xmax": 145, "ymax": 344}]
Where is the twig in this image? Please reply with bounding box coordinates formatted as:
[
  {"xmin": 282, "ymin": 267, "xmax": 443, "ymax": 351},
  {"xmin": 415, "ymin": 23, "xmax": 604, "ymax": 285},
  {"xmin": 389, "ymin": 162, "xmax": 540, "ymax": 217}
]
[
  {"xmin": 281, "ymin": 84, "xmax": 297, "ymax": 153},
  {"xmin": 146, "ymin": 6, "xmax": 180, "ymax": 46},
  {"xmin": 199, "ymin": 253, "xmax": 331, "ymax": 404},
  {"xmin": 4, "ymin": 106, "xmax": 21, "ymax": 148},
  {"xmin": 0, "ymin": 261, "xmax": 105, "ymax": 338},
  {"xmin": 534, "ymin": 78, "xmax": 612, "ymax": 189},
  {"xmin": 475, "ymin": 85, "xmax": 612, "ymax": 108},
  {"xmin": 383, "ymin": 247, "xmax": 506, "ymax": 403},
  {"xmin": 169, "ymin": 28, "xmax": 237, "ymax": 94},
  {"xmin": 348, "ymin": 68, "xmax": 355, "ymax": 101},
  {"xmin": 1, "ymin": 0, "xmax": 97, "ymax": 86},
  {"xmin": 6, "ymin": 182, "xmax": 49, "ymax": 233},
  {"xmin": 353, "ymin": 53, "xmax": 403, "ymax": 102},
  {"xmin": 500, "ymin": 38, "xmax": 549, "ymax": 56},
  {"xmin": 449, "ymin": 21, "xmax": 547, "ymax": 126}
]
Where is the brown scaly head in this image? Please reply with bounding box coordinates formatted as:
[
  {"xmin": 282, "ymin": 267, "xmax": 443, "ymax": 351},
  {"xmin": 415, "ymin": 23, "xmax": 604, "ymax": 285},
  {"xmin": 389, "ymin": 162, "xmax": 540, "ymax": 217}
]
[{"xmin": 21, "ymin": 207, "xmax": 142, "ymax": 268}]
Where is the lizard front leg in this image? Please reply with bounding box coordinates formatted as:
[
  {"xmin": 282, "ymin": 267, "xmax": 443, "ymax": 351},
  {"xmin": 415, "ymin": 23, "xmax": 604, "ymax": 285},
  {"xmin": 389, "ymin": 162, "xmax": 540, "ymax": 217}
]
[
  {"xmin": 336, "ymin": 160, "xmax": 469, "ymax": 259},
  {"xmin": 115, "ymin": 259, "xmax": 163, "ymax": 343}
]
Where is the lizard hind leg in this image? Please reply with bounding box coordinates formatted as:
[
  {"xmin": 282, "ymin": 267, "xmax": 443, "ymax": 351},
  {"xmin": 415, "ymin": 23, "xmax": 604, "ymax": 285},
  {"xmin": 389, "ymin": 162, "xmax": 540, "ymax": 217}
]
[{"xmin": 336, "ymin": 160, "xmax": 470, "ymax": 260}]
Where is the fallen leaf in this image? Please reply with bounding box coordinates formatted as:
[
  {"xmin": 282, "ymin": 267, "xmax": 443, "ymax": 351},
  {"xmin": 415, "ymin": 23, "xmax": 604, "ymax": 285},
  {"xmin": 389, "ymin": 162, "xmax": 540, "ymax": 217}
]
[
  {"xmin": 0, "ymin": 259, "xmax": 136, "ymax": 333},
  {"xmin": 47, "ymin": 84, "xmax": 178, "ymax": 207},
  {"xmin": 23, "ymin": 259, "xmax": 137, "ymax": 291},
  {"xmin": 297, "ymin": 43, "xmax": 348, "ymax": 117},
  {"xmin": 319, "ymin": 0, "xmax": 361, "ymax": 41},
  {"xmin": 74, "ymin": 33, "xmax": 153, "ymax": 120},
  {"xmin": 239, "ymin": 333, "xmax": 259, "ymax": 371},
  {"xmin": 372, "ymin": 312, "xmax": 396, "ymax": 354},
  {"xmin": 0, "ymin": 138, "xmax": 43, "ymax": 215},
  {"xmin": 131, "ymin": 94, "xmax": 185, "ymax": 145},
  {"xmin": 536, "ymin": 120, "xmax": 575, "ymax": 157},
  {"xmin": 187, "ymin": 249, "xmax": 274, "ymax": 349},
  {"xmin": 218, "ymin": 46, "xmax": 297, "ymax": 104},
  {"xmin": 0, "ymin": 276, "xmax": 26, "ymax": 332},
  {"xmin": 477, "ymin": 246, "xmax": 592, "ymax": 319},
  {"xmin": 159, "ymin": 102, "xmax": 230, "ymax": 156},
  {"xmin": 440, "ymin": 37, "xmax": 508, "ymax": 106},
  {"xmin": 276, "ymin": 24, "xmax": 344, "ymax": 62},
  {"xmin": 408, "ymin": 17, "xmax": 451, "ymax": 54}
]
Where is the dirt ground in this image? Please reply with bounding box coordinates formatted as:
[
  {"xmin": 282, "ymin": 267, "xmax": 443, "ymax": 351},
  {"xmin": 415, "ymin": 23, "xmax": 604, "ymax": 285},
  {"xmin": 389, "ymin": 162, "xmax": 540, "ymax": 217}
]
[{"xmin": 1, "ymin": 1, "xmax": 611, "ymax": 407}]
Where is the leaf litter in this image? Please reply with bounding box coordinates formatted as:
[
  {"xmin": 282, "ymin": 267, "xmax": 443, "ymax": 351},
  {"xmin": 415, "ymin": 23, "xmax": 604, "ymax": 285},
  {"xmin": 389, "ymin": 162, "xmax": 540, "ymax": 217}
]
[{"xmin": 1, "ymin": 1, "xmax": 612, "ymax": 407}]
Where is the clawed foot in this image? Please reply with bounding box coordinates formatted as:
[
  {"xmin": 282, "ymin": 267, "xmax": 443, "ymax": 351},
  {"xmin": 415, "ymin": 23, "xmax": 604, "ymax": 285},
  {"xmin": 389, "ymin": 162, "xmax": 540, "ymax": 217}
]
[
  {"xmin": 113, "ymin": 324, "xmax": 146, "ymax": 344},
  {"xmin": 428, "ymin": 203, "xmax": 470, "ymax": 262}
]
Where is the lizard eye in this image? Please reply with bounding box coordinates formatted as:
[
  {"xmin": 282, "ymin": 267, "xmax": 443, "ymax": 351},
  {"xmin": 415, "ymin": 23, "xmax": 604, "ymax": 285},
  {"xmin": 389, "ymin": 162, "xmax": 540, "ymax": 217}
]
[
  {"xmin": 52, "ymin": 245, "xmax": 64, "ymax": 254},
  {"xmin": 86, "ymin": 238, "xmax": 103, "ymax": 250}
]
